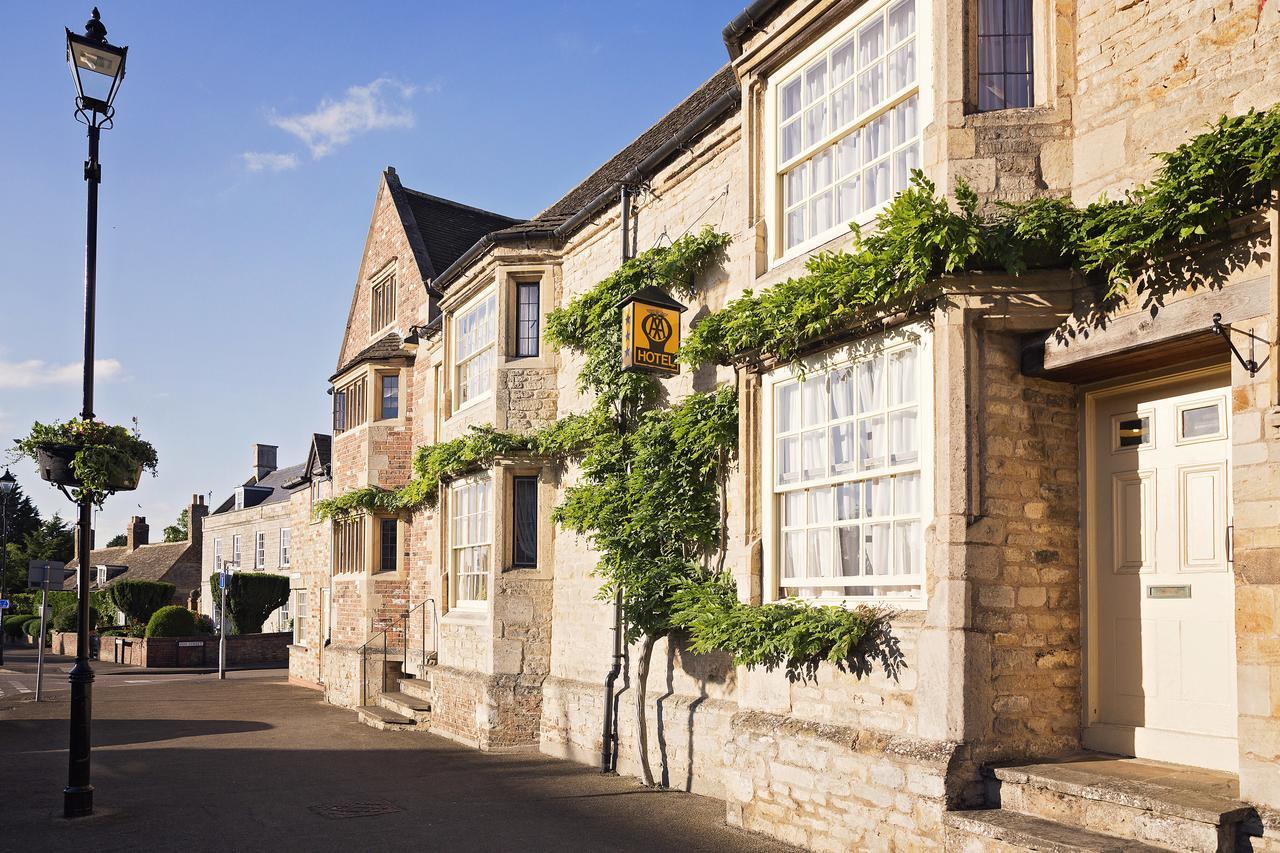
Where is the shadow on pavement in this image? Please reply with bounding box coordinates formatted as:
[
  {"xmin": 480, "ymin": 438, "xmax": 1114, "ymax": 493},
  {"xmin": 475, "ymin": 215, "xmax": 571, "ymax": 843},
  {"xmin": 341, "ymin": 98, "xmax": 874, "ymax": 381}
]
[{"xmin": 4, "ymin": 717, "xmax": 273, "ymax": 751}]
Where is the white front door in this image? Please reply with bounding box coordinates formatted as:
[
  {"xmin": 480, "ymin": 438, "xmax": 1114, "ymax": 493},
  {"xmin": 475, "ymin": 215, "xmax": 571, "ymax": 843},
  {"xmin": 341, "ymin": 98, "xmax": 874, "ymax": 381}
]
[{"xmin": 1085, "ymin": 367, "xmax": 1238, "ymax": 772}]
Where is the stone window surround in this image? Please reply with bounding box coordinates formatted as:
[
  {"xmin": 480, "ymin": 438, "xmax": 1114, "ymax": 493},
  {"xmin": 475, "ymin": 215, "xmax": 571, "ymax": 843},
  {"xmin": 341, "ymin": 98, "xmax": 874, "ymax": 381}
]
[
  {"xmin": 373, "ymin": 367, "xmax": 406, "ymax": 425},
  {"xmin": 331, "ymin": 362, "xmax": 407, "ymax": 435},
  {"xmin": 369, "ymin": 259, "xmax": 398, "ymax": 337},
  {"xmin": 502, "ymin": 265, "xmax": 555, "ymax": 367},
  {"xmin": 439, "ymin": 460, "xmax": 553, "ymax": 618},
  {"xmin": 964, "ymin": 0, "xmax": 1058, "ymax": 113},
  {"xmin": 760, "ymin": 322, "xmax": 934, "ymax": 609},
  {"xmin": 763, "ymin": 0, "xmax": 934, "ymax": 268},
  {"xmin": 329, "ymin": 511, "xmax": 406, "ymax": 576},
  {"xmin": 448, "ymin": 473, "xmax": 493, "ymax": 611}
]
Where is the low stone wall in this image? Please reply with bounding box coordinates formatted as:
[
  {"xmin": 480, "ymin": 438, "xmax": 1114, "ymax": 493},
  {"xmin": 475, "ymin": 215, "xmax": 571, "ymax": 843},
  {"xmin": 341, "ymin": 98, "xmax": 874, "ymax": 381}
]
[
  {"xmin": 51, "ymin": 631, "xmax": 100, "ymax": 659},
  {"xmin": 100, "ymin": 632, "xmax": 290, "ymax": 668}
]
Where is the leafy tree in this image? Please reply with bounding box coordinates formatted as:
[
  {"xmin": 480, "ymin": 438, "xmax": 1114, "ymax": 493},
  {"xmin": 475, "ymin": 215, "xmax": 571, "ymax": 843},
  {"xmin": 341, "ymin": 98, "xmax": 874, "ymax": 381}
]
[
  {"xmin": 162, "ymin": 509, "xmax": 188, "ymax": 543},
  {"xmin": 108, "ymin": 579, "xmax": 174, "ymax": 626},
  {"xmin": 209, "ymin": 572, "xmax": 289, "ymax": 635},
  {"xmin": 106, "ymin": 533, "xmax": 127, "ymax": 547},
  {"xmin": 1, "ymin": 481, "xmax": 44, "ymax": 594}
]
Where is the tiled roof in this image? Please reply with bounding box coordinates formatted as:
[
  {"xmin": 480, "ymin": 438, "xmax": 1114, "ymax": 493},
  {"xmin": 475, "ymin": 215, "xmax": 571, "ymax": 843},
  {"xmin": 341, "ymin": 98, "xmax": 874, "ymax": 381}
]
[
  {"xmin": 66, "ymin": 540, "xmax": 201, "ymax": 598},
  {"xmin": 211, "ymin": 462, "xmax": 310, "ymax": 516},
  {"xmin": 331, "ymin": 332, "xmax": 406, "ymax": 380},
  {"xmin": 400, "ymin": 188, "xmax": 522, "ymax": 276}
]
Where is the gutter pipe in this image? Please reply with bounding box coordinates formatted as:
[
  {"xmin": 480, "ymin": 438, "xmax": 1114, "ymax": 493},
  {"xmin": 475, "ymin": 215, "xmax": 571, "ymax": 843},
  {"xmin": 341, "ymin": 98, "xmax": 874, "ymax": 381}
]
[{"xmin": 721, "ymin": 0, "xmax": 787, "ymax": 59}]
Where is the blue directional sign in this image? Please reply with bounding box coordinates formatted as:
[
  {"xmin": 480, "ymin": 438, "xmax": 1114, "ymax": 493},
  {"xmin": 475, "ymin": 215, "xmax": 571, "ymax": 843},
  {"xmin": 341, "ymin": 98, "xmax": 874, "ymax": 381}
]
[
  {"xmin": 219, "ymin": 571, "xmax": 228, "ymax": 589},
  {"xmin": 0, "ymin": 599, "xmax": 9, "ymax": 610}
]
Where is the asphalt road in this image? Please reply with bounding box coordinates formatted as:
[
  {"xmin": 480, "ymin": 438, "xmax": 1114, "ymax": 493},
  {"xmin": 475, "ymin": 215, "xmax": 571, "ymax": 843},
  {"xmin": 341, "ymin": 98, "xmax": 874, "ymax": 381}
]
[{"xmin": 0, "ymin": 647, "xmax": 795, "ymax": 853}]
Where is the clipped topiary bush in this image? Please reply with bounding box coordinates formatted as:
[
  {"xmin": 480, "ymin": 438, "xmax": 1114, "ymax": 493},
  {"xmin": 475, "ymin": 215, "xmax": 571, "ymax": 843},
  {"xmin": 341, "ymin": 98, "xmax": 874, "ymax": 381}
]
[
  {"xmin": 216, "ymin": 573, "xmax": 290, "ymax": 635},
  {"xmin": 4, "ymin": 614, "xmax": 31, "ymax": 639},
  {"xmin": 23, "ymin": 616, "xmax": 46, "ymax": 643},
  {"xmin": 144, "ymin": 606, "xmax": 198, "ymax": 638},
  {"xmin": 108, "ymin": 580, "xmax": 175, "ymax": 627},
  {"xmin": 53, "ymin": 606, "xmax": 98, "ymax": 634}
]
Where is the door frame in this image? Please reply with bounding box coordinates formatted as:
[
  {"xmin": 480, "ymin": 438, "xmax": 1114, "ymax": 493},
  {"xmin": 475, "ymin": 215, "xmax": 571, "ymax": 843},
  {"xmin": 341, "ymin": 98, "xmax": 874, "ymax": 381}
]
[{"xmin": 1079, "ymin": 359, "xmax": 1237, "ymax": 767}]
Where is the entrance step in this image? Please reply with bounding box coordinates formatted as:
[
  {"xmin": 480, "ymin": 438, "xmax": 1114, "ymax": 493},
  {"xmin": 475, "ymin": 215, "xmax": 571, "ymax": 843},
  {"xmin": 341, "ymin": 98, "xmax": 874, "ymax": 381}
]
[
  {"xmin": 378, "ymin": 690, "xmax": 431, "ymax": 728},
  {"xmin": 944, "ymin": 809, "xmax": 1169, "ymax": 852},
  {"xmin": 960, "ymin": 753, "xmax": 1254, "ymax": 852},
  {"xmin": 355, "ymin": 705, "xmax": 415, "ymax": 732},
  {"xmin": 396, "ymin": 675, "xmax": 432, "ymax": 704}
]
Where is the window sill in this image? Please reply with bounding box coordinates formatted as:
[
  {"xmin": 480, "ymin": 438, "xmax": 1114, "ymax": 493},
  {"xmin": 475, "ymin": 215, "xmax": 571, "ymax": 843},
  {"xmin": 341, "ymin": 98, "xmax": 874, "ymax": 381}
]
[
  {"xmin": 440, "ymin": 607, "xmax": 488, "ymax": 626},
  {"xmin": 450, "ymin": 393, "xmax": 493, "ymax": 420}
]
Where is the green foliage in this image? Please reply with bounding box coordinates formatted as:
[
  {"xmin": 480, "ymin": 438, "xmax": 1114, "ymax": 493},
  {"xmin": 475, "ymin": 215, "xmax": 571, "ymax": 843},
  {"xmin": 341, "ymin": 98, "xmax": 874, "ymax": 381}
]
[
  {"xmin": 52, "ymin": 604, "xmax": 99, "ymax": 633},
  {"xmin": 145, "ymin": 605, "xmax": 199, "ymax": 638},
  {"xmin": 219, "ymin": 572, "xmax": 290, "ymax": 635},
  {"xmin": 106, "ymin": 533, "xmax": 128, "ymax": 547},
  {"xmin": 685, "ymin": 106, "xmax": 1280, "ymax": 366},
  {"xmin": 22, "ymin": 615, "xmax": 45, "ymax": 638},
  {"xmin": 162, "ymin": 509, "xmax": 189, "ymax": 543},
  {"xmin": 108, "ymin": 580, "xmax": 175, "ymax": 627},
  {"xmin": 9, "ymin": 418, "xmax": 159, "ymax": 506},
  {"xmin": 3, "ymin": 614, "xmax": 31, "ymax": 638},
  {"xmin": 6, "ymin": 593, "xmax": 35, "ymax": 615}
]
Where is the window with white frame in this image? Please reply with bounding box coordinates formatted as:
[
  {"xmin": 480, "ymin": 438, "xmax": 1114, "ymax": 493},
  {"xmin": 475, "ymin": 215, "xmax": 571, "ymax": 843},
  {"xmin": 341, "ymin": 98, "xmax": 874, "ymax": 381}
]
[
  {"xmin": 279, "ymin": 528, "xmax": 291, "ymax": 567},
  {"xmin": 769, "ymin": 331, "xmax": 927, "ymax": 603},
  {"xmin": 279, "ymin": 595, "xmax": 290, "ymax": 631},
  {"xmin": 232, "ymin": 534, "xmax": 242, "ymax": 566},
  {"xmin": 255, "ymin": 531, "xmax": 265, "ymax": 569},
  {"xmin": 214, "ymin": 538, "xmax": 222, "ymax": 571},
  {"xmin": 455, "ymin": 294, "xmax": 496, "ymax": 407},
  {"xmin": 294, "ymin": 589, "xmax": 310, "ymax": 644},
  {"xmin": 776, "ymin": 0, "xmax": 920, "ymax": 253},
  {"xmin": 450, "ymin": 476, "xmax": 492, "ymax": 606}
]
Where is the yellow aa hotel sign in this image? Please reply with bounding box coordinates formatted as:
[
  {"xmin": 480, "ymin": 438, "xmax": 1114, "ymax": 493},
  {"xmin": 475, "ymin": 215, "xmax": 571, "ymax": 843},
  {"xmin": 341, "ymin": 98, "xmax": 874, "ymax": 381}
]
[{"xmin": 620, "ymin": 286, "xmax": 687, "ymax": 376}]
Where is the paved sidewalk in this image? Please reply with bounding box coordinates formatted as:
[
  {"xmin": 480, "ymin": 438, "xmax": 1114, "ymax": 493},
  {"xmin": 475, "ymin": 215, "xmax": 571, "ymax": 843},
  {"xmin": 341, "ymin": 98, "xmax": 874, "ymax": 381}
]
[{"xmin": 0, "ymin": 668, "xmax": 793, "ymax": 852}]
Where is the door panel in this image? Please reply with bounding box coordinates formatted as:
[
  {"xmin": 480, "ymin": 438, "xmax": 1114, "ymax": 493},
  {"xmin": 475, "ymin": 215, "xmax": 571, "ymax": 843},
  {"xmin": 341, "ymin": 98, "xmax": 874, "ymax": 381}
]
[{"xmin": 1086, "ymin": 369, "xmax": 1237, "ymax": 772}]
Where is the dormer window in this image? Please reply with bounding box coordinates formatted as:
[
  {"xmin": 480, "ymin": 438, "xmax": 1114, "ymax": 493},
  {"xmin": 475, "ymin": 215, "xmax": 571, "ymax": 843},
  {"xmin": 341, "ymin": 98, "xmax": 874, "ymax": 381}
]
[{"xmin": 371, "ymin": 273, "xmax": 396, "ymax": 333}]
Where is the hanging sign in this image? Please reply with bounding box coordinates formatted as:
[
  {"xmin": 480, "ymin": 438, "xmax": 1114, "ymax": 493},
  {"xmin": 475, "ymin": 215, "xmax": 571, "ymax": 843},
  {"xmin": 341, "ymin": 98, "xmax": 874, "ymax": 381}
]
[{"xmin": 620, "ymin": 285, "xmax": 687, "ymax": 377}]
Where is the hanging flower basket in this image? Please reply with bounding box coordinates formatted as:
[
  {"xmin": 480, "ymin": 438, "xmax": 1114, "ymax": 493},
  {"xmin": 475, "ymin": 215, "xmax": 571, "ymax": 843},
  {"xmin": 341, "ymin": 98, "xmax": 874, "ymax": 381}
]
[{"xmin": 11, "ymin": 418, "xmax": 157, "ymax": 504}]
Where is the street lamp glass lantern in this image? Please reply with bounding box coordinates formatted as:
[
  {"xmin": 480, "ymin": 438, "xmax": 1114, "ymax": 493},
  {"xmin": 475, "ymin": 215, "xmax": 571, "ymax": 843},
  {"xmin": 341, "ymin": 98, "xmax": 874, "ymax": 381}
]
[
  {"xmin": 0, "ymin": 469, "xmax": 15, "ymax": 496},
  {"xmin": 65, "ymin": 10, "xmax": 126, "ymax": 114}
]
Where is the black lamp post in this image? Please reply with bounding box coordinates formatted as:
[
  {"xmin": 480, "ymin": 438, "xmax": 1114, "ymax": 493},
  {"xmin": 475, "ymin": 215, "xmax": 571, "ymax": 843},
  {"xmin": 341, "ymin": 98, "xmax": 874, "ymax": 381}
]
[
  {"xmin": 0, "ymin": 468, "xmax": 15, "ymax": 668},
  {"xmin": 64, "ymin": 7, "xmax": 127, "ymax": 820}
]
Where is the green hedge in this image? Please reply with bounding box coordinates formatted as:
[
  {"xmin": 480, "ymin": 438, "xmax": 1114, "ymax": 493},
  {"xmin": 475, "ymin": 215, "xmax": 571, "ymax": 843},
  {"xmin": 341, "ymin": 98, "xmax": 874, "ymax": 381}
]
[
  {"xmin": 5, "ymin": 593, "xmax": 36, "ymax": 615},
  {"xmin": 53, "ymin": 606, "xmax": 98, "ymax": 633},
  {"xmin": 3, "ymin": 614, "xmax": 31, "ymax": 638},
  {"xmin": 22, "ymin": 616, "xmax": 45, "ymax": 640},
  {"xmin": 209, "ymin": 573, "xmax": 290, "ymax": 634},
  {"xmin": 108, "ymin": 580, "xmax": 175, "ymax": 626},
  {"xmin": 144, "ymin": 606, "xmax": 198, "ymax": 638}
]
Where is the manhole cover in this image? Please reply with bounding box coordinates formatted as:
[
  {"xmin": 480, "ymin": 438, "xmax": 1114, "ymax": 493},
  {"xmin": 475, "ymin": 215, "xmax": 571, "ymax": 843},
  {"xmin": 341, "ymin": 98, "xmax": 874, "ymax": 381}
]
[{"xmin": 308, "ymin": 799, "xmax": 403, "ymax": 819}]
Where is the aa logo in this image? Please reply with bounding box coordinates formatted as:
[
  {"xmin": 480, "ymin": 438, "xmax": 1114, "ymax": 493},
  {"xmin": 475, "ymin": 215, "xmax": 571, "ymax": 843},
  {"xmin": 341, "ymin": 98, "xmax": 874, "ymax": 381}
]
[{"xmin": 641, "ymin": 310, "xmax": 673, "ymax": 350}]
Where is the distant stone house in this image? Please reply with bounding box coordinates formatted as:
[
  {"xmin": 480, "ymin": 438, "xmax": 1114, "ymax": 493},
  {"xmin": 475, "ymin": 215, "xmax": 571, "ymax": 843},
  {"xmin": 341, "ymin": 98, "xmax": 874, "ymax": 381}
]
[
  {"xmin": 66, "ymin": 495, "xmax": 208, "ymax": 609},
  {"xmin": 299, "ymin": 0, "xmax": 1280, "ymax": 850},
  {"xmin": 201, "ymin": 440, "xmax": 332, "ymax": 662}
]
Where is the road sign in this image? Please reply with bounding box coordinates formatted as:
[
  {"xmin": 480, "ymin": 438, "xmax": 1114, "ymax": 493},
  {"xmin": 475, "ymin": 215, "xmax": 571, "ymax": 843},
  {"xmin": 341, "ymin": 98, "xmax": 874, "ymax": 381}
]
[
  {"xmin": 28, "ymin": 560, "xmax": 70, "ymax": 588},
  {"xmin": 0, "ymin": 600, "xmax": 9, "ymax": 610}
]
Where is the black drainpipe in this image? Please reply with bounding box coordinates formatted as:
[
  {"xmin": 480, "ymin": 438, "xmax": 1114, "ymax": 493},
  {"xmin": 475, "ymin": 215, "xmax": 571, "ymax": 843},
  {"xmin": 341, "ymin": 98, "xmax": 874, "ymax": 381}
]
[{"xmin": 600, "ymin": 184, "xmax": 633, "ymax": 772}]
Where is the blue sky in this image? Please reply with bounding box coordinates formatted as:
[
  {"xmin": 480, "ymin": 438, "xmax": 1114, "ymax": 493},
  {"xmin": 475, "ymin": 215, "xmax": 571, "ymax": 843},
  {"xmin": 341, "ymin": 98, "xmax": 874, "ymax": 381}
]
[{"xmin": 0, "ymin": 0, "xmax": 742, "ymax": 543}]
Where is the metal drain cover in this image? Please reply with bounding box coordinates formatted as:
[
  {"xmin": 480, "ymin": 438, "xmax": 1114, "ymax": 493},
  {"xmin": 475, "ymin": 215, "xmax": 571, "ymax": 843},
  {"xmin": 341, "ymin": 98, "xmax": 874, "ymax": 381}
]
[{"xmin": 308, "ymin": 799, "xmax": 403, "ymax": 819}]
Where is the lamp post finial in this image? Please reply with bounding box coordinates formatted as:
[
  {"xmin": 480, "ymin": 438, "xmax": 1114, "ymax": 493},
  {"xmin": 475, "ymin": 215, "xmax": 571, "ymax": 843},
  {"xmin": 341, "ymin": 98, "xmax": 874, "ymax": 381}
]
[{"xmin": 85, "ymin": 8, "xmax": 106, "ymax": 43}]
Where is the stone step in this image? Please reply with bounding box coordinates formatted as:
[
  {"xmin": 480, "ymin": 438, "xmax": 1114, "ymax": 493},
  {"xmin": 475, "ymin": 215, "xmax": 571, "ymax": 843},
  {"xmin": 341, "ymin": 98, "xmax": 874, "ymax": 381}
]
[
  {"xmin": 355, "ymin": 705, "xmax": 415, "ymax": 732},
  {"xmin": 944, "ymin": 809, "xmax": 1170, "ymax": 852},
  {"xmin": 378, "ymin": 690, "xmax": 431, "ymax": 727},
  {"xmin": 396, "ymin": 676, "xmax": 432, "ymax": 704},
  {"xmin": 987, "ymin": 757, "xmax": 1251, "ymax": 852}
]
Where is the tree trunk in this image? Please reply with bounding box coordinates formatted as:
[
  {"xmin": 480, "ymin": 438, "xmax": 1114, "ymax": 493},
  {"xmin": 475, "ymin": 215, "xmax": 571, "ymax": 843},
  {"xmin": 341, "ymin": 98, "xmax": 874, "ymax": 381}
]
[{"xmin": 636, "ymin": 632, "xmax": 658, "ymax": 787}]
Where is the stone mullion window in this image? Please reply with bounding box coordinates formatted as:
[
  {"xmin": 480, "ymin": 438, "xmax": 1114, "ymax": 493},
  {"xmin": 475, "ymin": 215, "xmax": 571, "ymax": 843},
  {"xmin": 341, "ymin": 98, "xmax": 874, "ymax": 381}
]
[
  {"xmin": 977, "ymin": 0, "xmax": 1034, "ymax": 111},
  {"xmin": 371, "ymin": 274, "xmax": 396, "ymax": 334},
  {"xmin": 776, "ymin": 0, "xmax": 921, "ymax": 254},
  {"xmin": 768, "ymin": 329, "xmax": 929, "ymax": 605},
  {"xmin": 333, "ymin": 376, "xmax": 367, "ymax": 434},
  {"xmin": 514, "ymin": 280, "xmax": 541, "ymax": 358},
  {"xmin": 333, "ymin": 516, "xmax": 364, "ymax": 573},
  {"xmin": 451, "ymin": 475, "xmax": 492, "ymax": 606}
]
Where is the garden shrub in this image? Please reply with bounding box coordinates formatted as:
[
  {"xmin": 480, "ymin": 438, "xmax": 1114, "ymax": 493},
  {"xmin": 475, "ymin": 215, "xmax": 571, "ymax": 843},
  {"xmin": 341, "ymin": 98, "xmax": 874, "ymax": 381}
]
[
  {"xmin": 23, "ymin": 616, "xmax": 46, "ymax": 641},
  {"xmin": 7, "ymin": 593, "xmax": 35, "ymax": 615},
  {"xmin": 4, "ymin": 614, "xmax": 31, "ymax": 638},
  {"xmin": 52, "ymin": 606, "xmax": 98, "ymax": 633},
  {"xmin": 108, "ymin": 580, "xmax": 174, "ymax": 626},
  {"xmin": 223, "ymin": 573, "xmax": 289, "ymax": 635},
  {"xmin": 144, "ymin": 606, "xmax": 198, "ymax": 638}
]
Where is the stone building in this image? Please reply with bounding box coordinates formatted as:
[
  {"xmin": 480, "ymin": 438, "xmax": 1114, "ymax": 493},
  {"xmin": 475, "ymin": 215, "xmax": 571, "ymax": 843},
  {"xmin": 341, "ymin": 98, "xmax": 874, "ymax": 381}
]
[
  {"xmin": 201, "ymin": 439, "xmax": 332, "ymax": 678},
  {"xmin": 66, "ymin": 496, "xmax": 207, "ymax": 607},
  {"xmin": 302, "ymin": 0, "xmax": 1280, "ymax": 849}
]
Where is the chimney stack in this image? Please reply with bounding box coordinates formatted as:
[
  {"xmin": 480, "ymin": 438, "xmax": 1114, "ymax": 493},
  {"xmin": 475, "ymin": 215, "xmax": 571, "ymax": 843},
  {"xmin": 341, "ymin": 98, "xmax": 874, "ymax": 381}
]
[
  {"xmin": 126, "ymin": 516, "xmax": 149, "ymax": 551},
  {"xmin": 188, "ymin": 494, "xmax": 207, "ymax": 549},
  {"xmin": 252, "ymin": 444, "xmax": 278, "ymax": 482}
]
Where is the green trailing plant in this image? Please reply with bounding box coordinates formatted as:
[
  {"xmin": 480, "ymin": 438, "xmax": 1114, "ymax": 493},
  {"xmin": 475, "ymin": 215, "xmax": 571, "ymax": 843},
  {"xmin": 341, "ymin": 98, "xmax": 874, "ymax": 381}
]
[
  {"xmin": 210, "ymin": 572, "xmax": 290, "ymax": 635},
  {"xmin": 684, "ymin": 105, "xmax": 1280, "ymax": 366},
  {"xmin": 107, "ymin": 580, "xmax": 175, "ymax": 627},
  {"xmin": 9, "ymin": 418, "xmax": 159, "ymax": 506},
  {"xmin": 144, "ymin": 605, "xmax": 199, "ymax": 638}
]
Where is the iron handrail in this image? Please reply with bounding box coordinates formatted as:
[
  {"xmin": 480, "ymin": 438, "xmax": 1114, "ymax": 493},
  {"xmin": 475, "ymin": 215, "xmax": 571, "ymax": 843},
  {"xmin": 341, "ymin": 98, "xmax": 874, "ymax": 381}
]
[{"xmin": 356, "ymin": 597, "xmax": 439, "ymax": 707}]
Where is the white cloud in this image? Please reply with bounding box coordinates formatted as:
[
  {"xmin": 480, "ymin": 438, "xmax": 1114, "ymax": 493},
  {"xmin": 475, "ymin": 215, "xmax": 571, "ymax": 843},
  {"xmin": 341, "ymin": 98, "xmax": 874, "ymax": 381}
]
[
  {"xmin": 242, "ymin": 151, "xmax": 299, "ymax": 172},
  {"xmin": 0, "ymin": 358, "xmax": 122, "ymax": 389},
  {"xmin": 269, "ymin": 78, "xmax": 419, "ymax": 158}
]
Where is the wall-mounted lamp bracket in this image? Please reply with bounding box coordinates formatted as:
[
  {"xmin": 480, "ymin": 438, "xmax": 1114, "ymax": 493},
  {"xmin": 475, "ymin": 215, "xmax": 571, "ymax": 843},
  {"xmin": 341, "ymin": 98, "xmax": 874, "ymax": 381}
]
[{"xmin": 1211, "ymin": 312, "xmax": 1268, "ymax": 377}]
